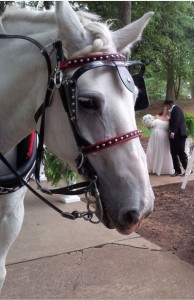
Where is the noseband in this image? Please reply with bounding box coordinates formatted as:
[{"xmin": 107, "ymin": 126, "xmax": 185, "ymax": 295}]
[{"xmin": 0, "ymin": 36, "xmax": 147, "ymax": 223}]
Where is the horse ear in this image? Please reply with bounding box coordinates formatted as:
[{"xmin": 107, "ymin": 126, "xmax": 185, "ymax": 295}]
[
  {"xmin": 55, "ymin": 2, "xmax": 88, "ymax": 56},
  {"xmin": 112, "ymin": 12, "xmax": 154, "ymax": 53}
]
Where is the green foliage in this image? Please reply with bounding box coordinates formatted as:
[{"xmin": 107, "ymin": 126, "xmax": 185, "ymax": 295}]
[
  {"xmin": 132, "ymin": 1, "xmax": 194, "ymax": 100},
  {"xmin": 73, "ymin": 1, "xmax": 118, "ymax": 23},
  {"xmin": 44, "ymin": 150, "xmax": 78, "ymax": 187},
  {"xmin": 139, "ymin": 125, "xmax": 151, "ymax": 138},
  {"xmin": 0, "ymin": 1, "xmax": 13, "ymax": 15},
  {"xmin": 184, "ymin": 112, "xmax": 194, "ymax": 139},
  {"xmin": 136, "ymin": 112, "xmax": 151, "ymax": 138},
  {"xmin": 3, "ymin": 1, "xmax": 194, "ymax": 99}
]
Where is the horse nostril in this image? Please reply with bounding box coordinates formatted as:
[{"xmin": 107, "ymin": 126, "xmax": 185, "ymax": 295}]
[
  {"xmin": 126, "ymin": 210, "xmax": 139, "ymax": 225},
  {"xmin": 119, "ymin": 209, "xmax": 139, "ymax": 227}
]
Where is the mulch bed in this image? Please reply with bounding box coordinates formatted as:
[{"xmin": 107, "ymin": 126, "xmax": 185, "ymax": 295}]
[{"xmin": 137, "ymin": 137, "xmax": 194, "ymax": 266}]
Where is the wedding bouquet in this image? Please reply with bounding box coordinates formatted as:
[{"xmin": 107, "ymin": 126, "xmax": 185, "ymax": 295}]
[{"xmin": 142, "ymin": 114, "xmax": 155, "ymax": 129}]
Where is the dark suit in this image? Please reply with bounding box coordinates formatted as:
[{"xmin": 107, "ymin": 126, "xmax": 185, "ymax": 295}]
[{"xmin": 169, "ymin": 105, "xmax": 188, "ymax": 173}]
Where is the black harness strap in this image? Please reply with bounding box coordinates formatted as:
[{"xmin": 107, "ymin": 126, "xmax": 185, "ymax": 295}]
[
  {"xmin": 0, "ymin": 151, "xmax": 73, "ymax": 219},
  {"xmin": 0, "ymin": 36, "xmax": 101, "ymax": 222},
  {"xmin": 0, "ymin": 151, "xmax": 95, "ymax": 220},
  {"xmin": 0, "ymin": 33, "xmax": 147, "ymax": 224},
  {"xmin": 34, "ymin": 78, "xmax": 55, "ymax": 186}
]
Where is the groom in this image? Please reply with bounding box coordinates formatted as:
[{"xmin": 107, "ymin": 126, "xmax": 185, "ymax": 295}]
[{"xmin": 164, "ymin": 99, "xmax": 188, "ymax": 176}]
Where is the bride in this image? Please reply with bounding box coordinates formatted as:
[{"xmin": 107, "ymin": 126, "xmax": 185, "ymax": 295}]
[{"xmin": 143, "ymin": 107, "xmax": 174, "ymax": 176}]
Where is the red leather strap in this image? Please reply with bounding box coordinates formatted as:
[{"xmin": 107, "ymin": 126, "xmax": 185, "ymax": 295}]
[
  {"xmin": 82, "ymin": 130, "xmax": 142, "ymax": 155},
  {"xmin": 60, "ymin": 53, "xmax": 125, "ymax": 69}
]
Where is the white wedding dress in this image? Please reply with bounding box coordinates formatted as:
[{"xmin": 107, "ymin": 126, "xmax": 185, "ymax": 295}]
[{"xmin": 146, "ymin": 119, "xmax": 174, "ymax": 175}]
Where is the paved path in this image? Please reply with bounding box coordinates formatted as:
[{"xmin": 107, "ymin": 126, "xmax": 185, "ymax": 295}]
[{"xmin": 1, "ymin": 175, "xmax": 194, "ymax": 299}]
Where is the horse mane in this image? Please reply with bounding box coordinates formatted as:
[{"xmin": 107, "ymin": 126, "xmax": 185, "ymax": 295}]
[{"xmin": 1, "ymin": 6, "xmax": 115, "ymax": 57}]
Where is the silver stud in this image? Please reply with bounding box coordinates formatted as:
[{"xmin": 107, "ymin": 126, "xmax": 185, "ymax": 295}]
[
  {"xmin": 74, "ymin": 60, "xmax": 77, "ymax": 63},
  {"xmin": 68, "ymin": 61, "xmax": 71, "ymax": 64},
  {"xmin": 126, "ymin": 135, "xmax": 129, "ymax": 138},
  {"xmin": 72, "ymin": 89, "xmax": 75, "ymax": 92},
  {"xmin": 106, "ymin": 56, "xmax": 109, "ymax": 58},
  {"xmin": 70, "ymin": 80, "xmax": 73, "ymax": 84},
  {"xmin": 120, "ymin": 137, "xmax": 124, "ymax": 140},
  {"xmin": 86, "ymin": 58, "xmax": 90, "ymax": 62},
  {"xmin": 72, "ymin": 102, "xmax": 75, "ymax": 106},
  {"xmin": 93, "ymin": 57, "xmax": 96, "ymax": 61},
  {"xmin": 127, "ymin": 78, "xmax": 131, "ymax": 82},
  {"xmin": 96, "ymin": 146, "xmax": 100, "ymax": 149},
  {"xmin": 100, "ymin": 57, "xmax": 103, "ymax": 60},
  {"xmin": 108, "ymin": 141, "xmax": 112, "ymax": 144},
  {"xmin": 80, "ymin": 59, "xmax": 83, "ymax": 62},
  {"xmin": 102, "ymin": 144, "xmax": 106, "ymax": 147},
  {"xmin": 72, "ymin": 96, "xmax": 75, "ymax": 99},
  {"xmin": 115, "ymin": 139, "xmax": 118, "ymax": 142},
  {"xmin": 72, "ymin": 109, "xmax": 75, "ymax": 113}
]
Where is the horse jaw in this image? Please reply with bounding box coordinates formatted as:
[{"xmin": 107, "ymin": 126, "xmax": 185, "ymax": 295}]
[{"xmin": 112, "ymin": 12, "xmax": 154, "ymax": 53}]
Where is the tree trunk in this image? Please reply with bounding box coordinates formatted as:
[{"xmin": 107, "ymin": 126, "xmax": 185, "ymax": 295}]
[
  {"xmin": 118, "ymin": 1, "xmax": 131, "ymax": 27},
  {"xmin": 0, "ymin": 2, "xmax": 6, "ymax": 15},
  {"xmin": 190, "ymin": 82, "xmax": 194, "ymax": 99},
  {"xmin": 174, "ymin": 76, "xmax": 181, "ymax": 99},
  {"xmin": 166, "ymin": 61, "xmax": 175, "ymax": 100}
]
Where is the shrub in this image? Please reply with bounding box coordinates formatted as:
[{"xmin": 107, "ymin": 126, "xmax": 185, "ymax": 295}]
[
  {"xmin": 44, "ymin": 149, "xmax": 78, "ymax": 186},
  {"xmin": 184, "ymin": 112, "xmax": 194, "ymax": 139}
]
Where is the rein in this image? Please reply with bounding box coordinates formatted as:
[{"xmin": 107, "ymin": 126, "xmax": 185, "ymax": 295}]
[{"xmin": 0, "ymin": 35, "xmax": 144, "ymax": 224}]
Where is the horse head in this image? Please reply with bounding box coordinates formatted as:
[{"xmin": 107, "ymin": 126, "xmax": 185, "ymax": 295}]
[
  {"xmin": 0, "ymin": 2, "xmax": 154, "ymax": 235},
  {"xmin": 49, "ymin": 2, "xmax": 154, "ymax": 234}
]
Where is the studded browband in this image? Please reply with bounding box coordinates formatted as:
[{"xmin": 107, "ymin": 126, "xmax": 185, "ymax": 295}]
[{"xmin": 60, "ymin": 53, "xmax": 126, "ymax": 69}]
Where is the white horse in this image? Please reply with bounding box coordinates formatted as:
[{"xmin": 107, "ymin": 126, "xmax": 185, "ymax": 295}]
[{"xmin": 0, "ymin": 1, "xmax": 154, "ymax": 290}]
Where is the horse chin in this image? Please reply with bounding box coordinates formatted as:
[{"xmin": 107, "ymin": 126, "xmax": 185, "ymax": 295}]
[
  {"xmin": 96, "ymin": 202, "xmax": 149, "ymax": 235},
  {"xmin": 100, "ymin": 210, "xmax": 141, "ymax": 234},
  {"xmin": 95, "ymin": 201, "xmax": 116, "ymax": 229},
  {"xmin": 116, "ymin": 222, "xmax": 141, "ymax": 235}
]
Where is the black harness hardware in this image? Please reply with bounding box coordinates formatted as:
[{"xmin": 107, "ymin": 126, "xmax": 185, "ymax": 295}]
[{"xmin": 0, "ymin": 35, "xmax": 149, "ymax": 224}]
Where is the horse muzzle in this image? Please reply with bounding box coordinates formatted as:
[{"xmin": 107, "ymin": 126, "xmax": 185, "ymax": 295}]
[{"xmin": 96, "ymin": 194, "xmax": 154, "ymax": 235}]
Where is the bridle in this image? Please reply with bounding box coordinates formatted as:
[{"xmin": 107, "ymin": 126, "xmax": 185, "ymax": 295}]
[{"xmin": 0, "ymin": 34, "xmax": 147, "ymax": 224}]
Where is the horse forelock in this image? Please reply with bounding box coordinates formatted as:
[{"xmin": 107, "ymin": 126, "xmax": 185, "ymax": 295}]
[{"xmin": 72, "ymin": 14, "xmax": 115, "ymax": 58}]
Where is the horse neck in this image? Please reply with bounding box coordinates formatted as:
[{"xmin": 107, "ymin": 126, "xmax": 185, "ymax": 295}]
[
  {"xmin": 1, "ymin": 8, "xmax": 56, "ymax": 35},
  {"xmin": 0, "ymin": 27, "xmax": 57, "ymax": 154}
]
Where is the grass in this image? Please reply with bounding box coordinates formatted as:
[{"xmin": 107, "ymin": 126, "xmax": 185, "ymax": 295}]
[
  {"xmin": 139, "ymin": 125, "xmax": 151, "ymax": 138},
  {"xmin": 136, "ymin": 112, "xmax": 151, "ymax": 138}
]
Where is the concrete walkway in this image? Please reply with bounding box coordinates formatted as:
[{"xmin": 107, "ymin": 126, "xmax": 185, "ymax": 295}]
[{"xmin": 1, "ymin": 174, "xmax": 194, "ymax": 299}]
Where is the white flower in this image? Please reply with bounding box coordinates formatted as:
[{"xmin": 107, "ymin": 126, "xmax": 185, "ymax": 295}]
[{"xmin": 142, "ymin": 114, "xmax": 155, "ymax": 129}]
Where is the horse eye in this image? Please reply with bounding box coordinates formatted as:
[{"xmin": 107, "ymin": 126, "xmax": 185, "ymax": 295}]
[{"xmin": 78, "ymin": 96, "xmax": 99, "ymax": 110}]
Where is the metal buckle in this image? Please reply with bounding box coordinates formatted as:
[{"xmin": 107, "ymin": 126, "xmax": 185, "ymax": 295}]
[
  {"xmin": 54, "ymin": 69, "xmax": 63, "ymax": 88},
  {"xmin": 0, "ymin": 185, "xmax": 20, "ymax": 194}
]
